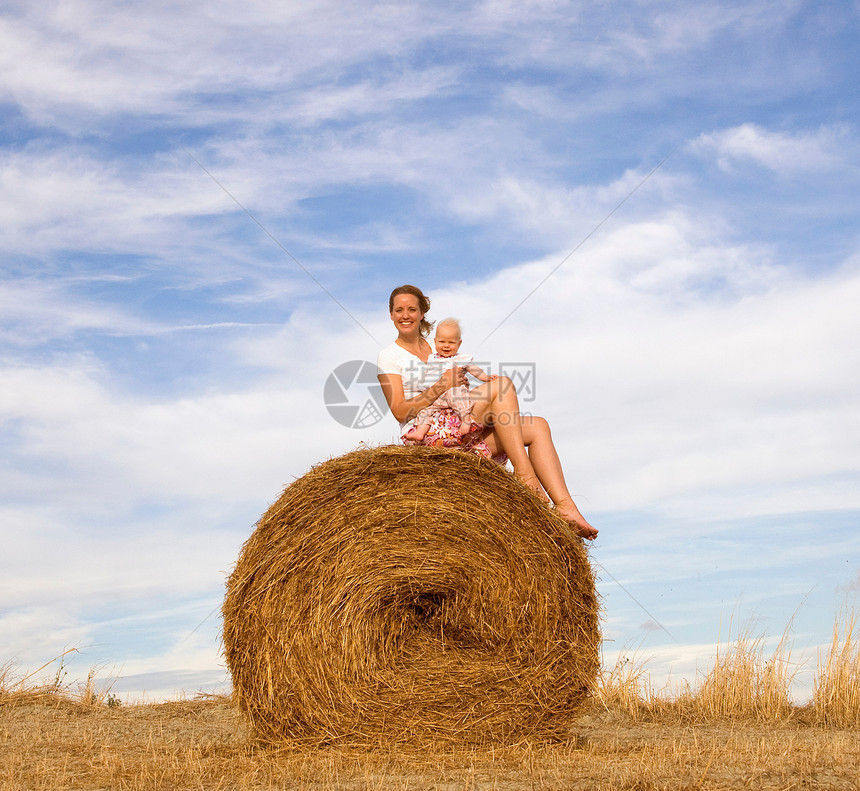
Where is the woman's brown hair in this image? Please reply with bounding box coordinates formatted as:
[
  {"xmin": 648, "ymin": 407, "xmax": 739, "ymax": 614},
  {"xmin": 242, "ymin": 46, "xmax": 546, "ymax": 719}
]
[{"xmin": 388, "ymin": 284, "xmax": 435, "ymax": 338}]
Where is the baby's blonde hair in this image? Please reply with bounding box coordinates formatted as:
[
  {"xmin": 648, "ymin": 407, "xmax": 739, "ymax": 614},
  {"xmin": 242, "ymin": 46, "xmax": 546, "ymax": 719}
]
[{"xmin": 435, "ymin": 317, "xmax": 462, "ymax": 338}]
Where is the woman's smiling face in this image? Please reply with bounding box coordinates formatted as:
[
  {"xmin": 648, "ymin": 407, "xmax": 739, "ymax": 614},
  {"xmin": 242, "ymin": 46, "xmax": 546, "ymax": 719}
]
[{"xmin": 390, "ymin": 293, "xmax": 424, "ymax": 334}]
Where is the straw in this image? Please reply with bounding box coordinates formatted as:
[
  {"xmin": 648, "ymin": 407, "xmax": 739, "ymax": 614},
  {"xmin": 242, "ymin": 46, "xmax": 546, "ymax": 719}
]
[{"xmin": 223, "ymin": 445, "xmax": 600, "ymax": 745}]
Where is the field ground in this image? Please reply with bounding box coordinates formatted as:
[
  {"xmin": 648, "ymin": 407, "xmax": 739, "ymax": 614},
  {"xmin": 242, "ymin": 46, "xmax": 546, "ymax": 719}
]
[
  {"xmin": 2, "ymin": 694, "xmax": 859, "ymax": 790},
  {"xmin": 4, "ymin": 615, "xmax": 858, "ymax": 789}
]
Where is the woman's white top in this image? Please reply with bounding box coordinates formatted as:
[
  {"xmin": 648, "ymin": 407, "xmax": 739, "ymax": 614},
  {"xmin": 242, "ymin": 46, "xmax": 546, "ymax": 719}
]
[
  {"xmin": 377, "ymin": 341, "xmax": 426, "ymax": 391},
  {"xmin": 377, "ymin": 342, "xmax": 427, "ymax": 432}
]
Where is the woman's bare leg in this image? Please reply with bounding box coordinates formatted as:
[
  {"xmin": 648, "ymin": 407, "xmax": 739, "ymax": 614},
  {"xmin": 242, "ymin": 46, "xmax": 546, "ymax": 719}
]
[
  {"xmin": 520, "ymin": 416, "xmax": 598, "ymax": 539},
  {"xmin": 472, "ymin": 382, "xmax": 597, "ymax": 539},
  {"xmin": 470, "ymin": 378, "xmax": 549, "ymax": 502}
]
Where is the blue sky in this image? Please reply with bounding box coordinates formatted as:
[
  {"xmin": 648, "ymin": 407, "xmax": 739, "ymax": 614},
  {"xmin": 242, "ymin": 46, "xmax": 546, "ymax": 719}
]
[{"xmin": 2, "ymin": 0, "xmax": 859, "ymax": 701}]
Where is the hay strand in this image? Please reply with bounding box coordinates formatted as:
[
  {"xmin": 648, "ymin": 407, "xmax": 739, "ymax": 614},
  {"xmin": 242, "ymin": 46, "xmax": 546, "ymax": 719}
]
[{"xmin": 223, "ymin": 445, "xmax": 600, "ymax": 745}]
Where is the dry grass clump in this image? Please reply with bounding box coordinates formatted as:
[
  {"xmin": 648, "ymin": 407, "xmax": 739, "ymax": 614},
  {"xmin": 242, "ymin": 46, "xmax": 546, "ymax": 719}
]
[
  {"xmin": 1, "ymin": 652, "xmax": 120, "ymax": 711},
  {"xmin": 223, "ymin": 445, "xmax": 600, "ymax": 746},
  {"xmin": 593, "ymin": 653, "xmax": 654, "ymax": 720},
  {"xmin": 681, "ymin": 622, "xmax": 796, "ymax": 722},
  {"xmin": 594, "ymin": 620, "xmax": 800, "ymax": 724},
  {"xmin": 813, "ymin": 609, "xmax": 860, "ymax": 728}
]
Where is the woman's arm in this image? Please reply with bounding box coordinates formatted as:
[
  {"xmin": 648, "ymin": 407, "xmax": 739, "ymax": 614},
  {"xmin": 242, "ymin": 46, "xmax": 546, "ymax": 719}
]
[{"xmin": 378, "ymin": 367, "xmax": 465, "ymax": 423}]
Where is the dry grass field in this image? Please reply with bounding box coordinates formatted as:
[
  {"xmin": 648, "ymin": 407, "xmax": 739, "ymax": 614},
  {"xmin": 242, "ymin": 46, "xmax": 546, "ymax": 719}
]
[
  {"xmin": 3, "ymin": 614, "xmax": 859, "ymax": 791},
  {"xmin": 3, "ymin": 695, "xmax": 859, "ymax": 791}
]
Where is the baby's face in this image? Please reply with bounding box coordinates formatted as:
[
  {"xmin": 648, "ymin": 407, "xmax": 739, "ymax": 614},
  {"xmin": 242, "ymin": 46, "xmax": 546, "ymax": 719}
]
[{"xmin": 434, "ymin": 326, "xmax": 462, "ymax": 357}]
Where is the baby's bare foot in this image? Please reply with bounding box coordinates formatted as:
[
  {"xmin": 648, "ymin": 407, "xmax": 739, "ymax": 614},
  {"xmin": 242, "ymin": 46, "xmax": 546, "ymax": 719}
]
[{"xmin": 457, "ymin": 419, "xmax": 473, "ymax": 437}]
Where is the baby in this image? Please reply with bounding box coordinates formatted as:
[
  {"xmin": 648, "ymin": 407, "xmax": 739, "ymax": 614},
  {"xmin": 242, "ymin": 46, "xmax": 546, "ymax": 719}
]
[{"xmin": 404, "ymin": 318, "xmax": 496, "ymax": 440}]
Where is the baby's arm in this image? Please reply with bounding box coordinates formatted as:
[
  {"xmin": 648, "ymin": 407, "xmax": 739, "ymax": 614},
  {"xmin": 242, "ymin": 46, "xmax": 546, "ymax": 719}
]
[{"xmin": 463, "ymin": 363, "xmax": 497, "ymax": 383}]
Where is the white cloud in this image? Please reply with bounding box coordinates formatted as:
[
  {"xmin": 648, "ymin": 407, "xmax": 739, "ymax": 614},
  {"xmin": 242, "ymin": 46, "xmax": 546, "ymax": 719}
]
[
  {"xmin": 691, "ymin": 123, "xmax": 851, "ymax": 174},
  {"xmin": 0, "ymin": 280, "xmax": 156, "ymax": 344},
  {"xmin": 0, "ymin": 118, "xmax": 543, "ymax": 262},
  {"xmin": 0, "ymin": 364, "xmax": 310, "ymax": 503},
  {"xmin": 0, "ymin": 0, "xmax": 457, "ymax": 126},
  {"xmin": 284, "ymin": 67, "xmax": 461, "ymax": 126},
  {"xmin": 511, "ymin": 0, "xmax": 804, "ymax": 75},
  {"xmin": 0, "ymin": 502, "xmax": 243, "ymax": 608},
  {"xmin": 0, "ymin": 609, "xmax": 90, "ymax": 672},
  {"xmin": 0, "ymin": 0, "xmax": 811, "ymax": 139},
  {"xmin": 0, "ymin": 148, "xmax": 242, "ymax": 254},
  {"xmin": 651, "ymin": 1, "xmax": 800, "ymax": 52}
]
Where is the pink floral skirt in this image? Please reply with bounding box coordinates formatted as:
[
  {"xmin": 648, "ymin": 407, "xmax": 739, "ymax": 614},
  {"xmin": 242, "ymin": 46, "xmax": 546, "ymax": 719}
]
[{"xmin": 402, "ymin": 408, "xmax": 507, "ymax": 464}]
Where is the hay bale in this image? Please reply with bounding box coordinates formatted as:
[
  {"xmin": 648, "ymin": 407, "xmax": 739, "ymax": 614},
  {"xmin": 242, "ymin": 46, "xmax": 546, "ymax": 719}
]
[{"xmin": 222, "ymin": 445, "xmax": 600, "ymax": 745}]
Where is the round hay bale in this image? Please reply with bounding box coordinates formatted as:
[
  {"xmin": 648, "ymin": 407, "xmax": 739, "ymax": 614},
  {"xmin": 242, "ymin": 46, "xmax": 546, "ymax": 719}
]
[{"xmin": 223, "ymin": 445, "xmax": 600, "ymax": 745}]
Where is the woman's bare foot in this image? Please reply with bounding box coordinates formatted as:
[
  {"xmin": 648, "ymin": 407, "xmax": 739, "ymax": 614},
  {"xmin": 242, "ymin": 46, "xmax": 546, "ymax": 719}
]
[{"xmin": 553, "ymin": 499, "xmax": 598, "ymax": 540}]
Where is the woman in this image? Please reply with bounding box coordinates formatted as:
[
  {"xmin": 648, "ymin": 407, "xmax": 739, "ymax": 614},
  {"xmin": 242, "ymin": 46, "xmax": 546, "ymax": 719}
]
[{"xmin": 377, "ymin": 284, "xmax": 598, "ymax": 540}]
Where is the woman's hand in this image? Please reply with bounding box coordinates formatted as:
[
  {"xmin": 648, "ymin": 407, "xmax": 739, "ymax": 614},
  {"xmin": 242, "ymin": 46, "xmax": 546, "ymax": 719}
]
[{"xmin": 437, "ymin": 365, "xmax": 466, "ymax": 391}]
